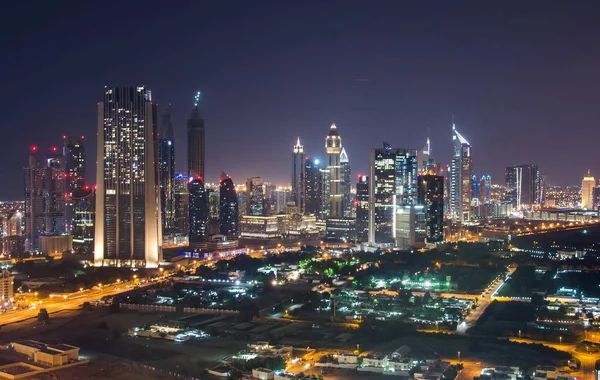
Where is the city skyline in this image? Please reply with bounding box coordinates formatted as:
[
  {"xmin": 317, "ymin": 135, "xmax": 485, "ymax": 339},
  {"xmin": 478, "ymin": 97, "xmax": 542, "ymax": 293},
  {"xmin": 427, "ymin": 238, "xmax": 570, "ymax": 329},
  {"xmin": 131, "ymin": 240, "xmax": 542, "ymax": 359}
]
[{"xmin": 3, "ymin": 2, "xmax": 600, "ymax": 198}]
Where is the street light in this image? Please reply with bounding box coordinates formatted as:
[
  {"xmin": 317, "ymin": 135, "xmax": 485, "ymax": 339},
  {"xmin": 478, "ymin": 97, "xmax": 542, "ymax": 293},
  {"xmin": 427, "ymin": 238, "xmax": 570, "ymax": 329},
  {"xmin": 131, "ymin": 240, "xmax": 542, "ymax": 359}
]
[
  {"xmin": 457, "ymin": 351, "xmax": 461, "ymax": 362},
  {"xmin": 518, "ymin": 330, "xmax": 521, "ymax": 339},
  {"xmin": 559, "ymin": 336, "xmax": 563, "ymax": 345}
]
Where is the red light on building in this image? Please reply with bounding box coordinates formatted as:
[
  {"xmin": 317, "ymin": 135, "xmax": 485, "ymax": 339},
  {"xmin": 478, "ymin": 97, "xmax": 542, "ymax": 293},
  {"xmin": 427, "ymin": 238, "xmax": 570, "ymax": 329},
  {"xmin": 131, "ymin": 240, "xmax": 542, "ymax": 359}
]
[
  {"xmin": 52, "ymin": 147, "xmax": 57, "ymax": 152},
  {"xmin": 31, "ymin": 145, "xmax": 37, "ymax": 152},
  {"xmin": 81, "ymin": 136, "xmax": 84, "ymax": 139},
  {"xmin": 84, "ymin": 185, "xmax": 90, "ymax": 190},
  {"xmin": 62, "ymin": 135, "xmax": 66, "ymax": 139}
]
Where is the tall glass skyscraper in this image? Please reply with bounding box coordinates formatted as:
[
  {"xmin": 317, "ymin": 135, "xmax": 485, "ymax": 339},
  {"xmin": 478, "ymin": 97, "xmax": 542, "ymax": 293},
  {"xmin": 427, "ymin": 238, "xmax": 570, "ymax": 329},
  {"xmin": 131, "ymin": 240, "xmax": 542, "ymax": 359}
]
[
  {"xmin": 188, "ymin": 176, "xmax": 209, "ymax": 244},
  {"xmin": 94, "ymin": 86, "xmax": 161, "ymax": 268},
  {"xmin": 173, "ymin": 173, "xmax": 189, "ymax": 237},
  {"xmin": 219, "ymin": 175, "xmax": 239, "ymax": 239},
  {"xmin": 63, "ymin": 136, "xmax": 86, "ymax": 193},
  {"xmin": 505, "ymin": 165, "xmax": 541, "ymax": 210},
  {"xmin": 418, "ymin": 174, "xmax": 444, "ymax": 243},
  {"xmin": 325, "ymin": 123, "xmax": 342, "ymax": 218},
  {"xmin": 291, "ymin": 138, "xmax": 306, "ymax": 213},
  {"xmin": 246, "ymin": 177, "xmax": 265, "ymax": 216},
  {"xmin": 449, "ymin": 124, "xmax": 472, "ymax": 224},
  {"xmin": 340, "ymin": 147, "xmax": 352, "ymax": 218},
  {"xmin": 356, "ymin": 175, "xmax": 369, "ymax": 242},
  {"xmin": 72, "ymin": 187, "xmax": 95, "ymax": 253},
  {"xmin": 187, "ymin": 91, "xmax": 205, "ymax": 179},
  {"xmin": 158, "ymin": 111, "xmax": 176, "ymax": 235},
  {"xmin": 304, "ymin": 158, "xmax": 322, "ymax": 216}
]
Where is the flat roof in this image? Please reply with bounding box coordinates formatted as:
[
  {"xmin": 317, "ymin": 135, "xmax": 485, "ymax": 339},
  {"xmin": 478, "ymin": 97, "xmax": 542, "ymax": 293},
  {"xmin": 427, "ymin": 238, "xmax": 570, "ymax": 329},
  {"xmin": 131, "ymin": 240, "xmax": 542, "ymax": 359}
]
[
  {"xmin": 13, "ymin": 340, "xmax": 45, "ymax": 350},
  {"xmin": 47, "ymin": 344, "xmax": 77, "ymax": 351}
]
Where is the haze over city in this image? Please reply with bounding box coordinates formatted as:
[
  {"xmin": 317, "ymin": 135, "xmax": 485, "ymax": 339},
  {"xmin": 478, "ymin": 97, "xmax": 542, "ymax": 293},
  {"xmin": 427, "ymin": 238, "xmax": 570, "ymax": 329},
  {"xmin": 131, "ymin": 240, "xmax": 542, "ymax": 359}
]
[{"xmin": 2, "ymin": 1, "xmax": 600, "ymax": 199}]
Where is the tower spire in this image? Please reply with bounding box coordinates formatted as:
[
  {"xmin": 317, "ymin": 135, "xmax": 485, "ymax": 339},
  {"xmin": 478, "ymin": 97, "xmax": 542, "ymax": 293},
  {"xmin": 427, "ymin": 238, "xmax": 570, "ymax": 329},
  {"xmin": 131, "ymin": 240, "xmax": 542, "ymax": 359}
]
[{"xmin": 193, "ymin": 91, "xmax": 201, "ymax": 107}]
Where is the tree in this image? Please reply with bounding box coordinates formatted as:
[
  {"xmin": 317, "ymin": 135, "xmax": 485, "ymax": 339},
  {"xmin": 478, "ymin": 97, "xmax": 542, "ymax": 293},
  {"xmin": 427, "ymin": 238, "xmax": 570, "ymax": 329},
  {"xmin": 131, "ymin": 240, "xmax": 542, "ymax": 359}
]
[{"xmin": 37, "ymin": 308, "xmax": 49, "ymax": 323}]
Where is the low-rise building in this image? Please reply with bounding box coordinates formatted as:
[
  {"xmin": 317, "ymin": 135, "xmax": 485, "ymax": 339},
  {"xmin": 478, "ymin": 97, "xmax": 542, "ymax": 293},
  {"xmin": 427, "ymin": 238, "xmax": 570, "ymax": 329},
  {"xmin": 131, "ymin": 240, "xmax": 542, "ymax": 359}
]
[
  {"xmin": 0, "ymin": 270, "xmax": 14, "ymax": 303},
  {"xmin": 337, "ymin": 353, "xmax": 359, "ymax": 364},
  {"xmin": 362, "ymin": 354, "xmax": 388, "ymax": 368},
  {"xmin": 11, "ymin": 340, "xmax": 79, "ymax": 367},
  {"xmin": 252, "ymin": 367, "xmax": 275, "ymax": 380}
]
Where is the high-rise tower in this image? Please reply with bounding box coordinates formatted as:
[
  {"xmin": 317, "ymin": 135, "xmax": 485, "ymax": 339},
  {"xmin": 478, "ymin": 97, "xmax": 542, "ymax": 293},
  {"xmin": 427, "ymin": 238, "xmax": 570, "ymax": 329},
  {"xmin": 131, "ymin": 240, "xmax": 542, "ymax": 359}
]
[
  {"xmin": 63, "ymin": 136, "xmax": 86, "ymax": 193},
  {"xmin": 325, "ymin": 123, "xmax": 342, "ymax": 218},
  {"xmin": 246, "ymin": 177, "xmax": 265, "ymax": 216},
  {"xmin": 505, "ymin": 165, "xmax": 541, "ymax": 210},
  {"xmin": 418, "ymin": 173, "xmax": 444, "ymax": 243},
  {"xmin": 188, "ymin": 176, "xmax": 209, "ymax": 245},
  {"xmin": 356, "ymin": 175, "xmax": 369, "ymax": 242},
  {"xmin": 449, "ymin": 123, "xmax": 472, "ymax": 223},
  {"xmin": 340, "ymin": 147, "xmax": 352, "ymax": 218},
  {"xmin": 94, "ymin": 86, "xmax": 161, "ymax": 268},
  {"xmin": 187, "ymin": 91, "xmax": 205, "ymax": 179},
  {"xmin": 291, "ymin": 137, "xmax": 306, "ymax": 213},
  {"xmin": 219, "ymin": 174, "xmax": 239, "ymax": 239},
  {"xmin": 581, "ymin": 170, "xmax": 595, "ymax": 210},
  {"xmin": 304, "ymin": 158, "xmax": 323, "ymax": 216},
  {"xmin": 158, "ymin": 110, "xmax": 176, "ymax": 235}
]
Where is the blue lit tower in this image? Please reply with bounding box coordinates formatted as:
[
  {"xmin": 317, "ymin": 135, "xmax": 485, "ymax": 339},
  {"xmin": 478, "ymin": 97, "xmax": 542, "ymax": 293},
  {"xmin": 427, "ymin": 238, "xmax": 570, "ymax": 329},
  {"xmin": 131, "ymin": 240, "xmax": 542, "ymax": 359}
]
[
  {"xmin": 188, "ymin": 176, "xmax": 209, "ymax": 244},
  {"xmin": 94, "ymin": 86, "xmax": 161, "ymax": 268},
  {"xmin": 291, "ymin": 138, "xmax": 306, "ymax": 213},
  {"xmin": 219, "ymin": 173, "xmax": 239, "ymax": 239},
  {"xmin": 188, "ymin": 92, "xmax": 205, "ymax": 179},
  {"xmin": 158, "ymin": 110, "xmax": 176, "ymax": 235}
]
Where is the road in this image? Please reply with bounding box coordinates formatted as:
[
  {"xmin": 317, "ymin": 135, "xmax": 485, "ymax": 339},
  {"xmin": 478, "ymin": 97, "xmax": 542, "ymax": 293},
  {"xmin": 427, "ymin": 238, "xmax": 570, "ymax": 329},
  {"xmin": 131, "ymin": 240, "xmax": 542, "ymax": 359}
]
[
  {"xmin": 456, "ymin": 266, "xmax": 516, "ymax": 334},
  {"xmin": 0, "ymin": 278, "xmax": 160, "ymax": 326},
  {"xmin": 511, "ymin": 338, "xmax": 599, "ymax": 380}
]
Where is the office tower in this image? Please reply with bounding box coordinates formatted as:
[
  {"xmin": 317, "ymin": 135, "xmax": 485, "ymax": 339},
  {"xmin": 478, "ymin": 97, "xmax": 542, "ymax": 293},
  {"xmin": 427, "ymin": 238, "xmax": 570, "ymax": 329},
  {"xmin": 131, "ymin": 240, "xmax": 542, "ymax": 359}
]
[
  {"xmin": 480, "ymin": 175, "xmax": 491, "ymax": 204},
  {"xmin": 291, "ymin": 137, "xmax": 306, "ymax": 213},
  {"xmin": 449, "ymin": 123, "xmax": 472, "ymax": 223},
  {"xmin": 368, "ymin": 144, "xmax": 396, "ymax": 245},
  {"xmin": 158, "ymin": 110, "xmax": 176, "ymax": 235},
  {"xmin": 188, "ymin": 176, "xmax": 209, "ymax": 244},
  {"xmin": 471, "ymin": 175, "xmax": 480, "ymax": 207},
  {"xmin": 187, "ymin": 91, "xmax": 205, "ymax": 179},
  {"xmin": 94, "ymin": 86, "xmax": 161, "ymax": 268},
  {"xmin": 304, "ymin": 158, "xmax": 323, "ymax": 216},
  {"xmin": 417, "ymin": 138, "xmax": 431, "ymax": 174},
  {"xmin": 418, "ymin": 174, "xmax": 444, "ymax": 243},
  {"xmin": 272, "ymin": 188, "xmax": 291, "ymax": 214},
  {"xmin": 263, "ymin": 182, "xmax": 276, "ymax": 215},
  {"xmin": 340, "ymin": 147, "xmax": 352, "ymax": 218},
  {"xmin": 505, "ymin": 165, "xmax": 541, "ymax": 210},
  {"xmin": 325, "ymin": 123, "xmax": 342, "ymax": 218},
  {"xmin": 356, "ymin": 175, "xmax": 369, "ymax": 242},
  {"xmin": 63, "ymin": 136, "xmax": 86, "ymax": 192},
  {"xmin": 207, "ymin": 186, "xmax": 219, "ymax": 220},
  {"xmin": 72, "ymin": 187, "xmax": 95, "ymax": 253},
  {"xmin": 246, "ymin": 177, "xmax": 265, "ymax": 216},
  {"xmin": 368, "ymin": 144, "xmax": 419, "ymax": 246},
  {"xmin": 173, "ymin": 173, "xmax": 189, "ymax": 236},
  {"xmin": 24, "ymin": 147, "xmax": 67, "ymax": 250},
  {"xmin": 320, "ymin": 165, "xmax": 330, "ymax": 219},
  {"xmin": 582, "ymin": 170, "xmax": 595, "ymax": 210},
  {"xmin": 219, "ymin": 174, "xmax": 239, "ymax": 239},
  {"xmin": 395, "ymin": 205, "xmax": 426, "ymax": 249}
]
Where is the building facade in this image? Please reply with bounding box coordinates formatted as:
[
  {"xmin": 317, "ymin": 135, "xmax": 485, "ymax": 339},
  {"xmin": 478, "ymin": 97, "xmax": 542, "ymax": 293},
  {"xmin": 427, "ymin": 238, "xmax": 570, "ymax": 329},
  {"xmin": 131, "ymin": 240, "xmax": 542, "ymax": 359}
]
[
  {"xmin": 63, "ymin": 136, "xmax": 86, "ymax": 193},
  {"xmin": 158, "ymin": 110, "xmax": 176, "ymax": 235},
  {"xmin": 505, "ymin": 164, "xmax": 541, "ymax": 210},
  {"xmin": 417, "ymin": 174, "xmax": 444, "ymax": 243},
  {"xmin": 246, "ymin": 177, "xmax": 265, "ymax": 216},
  {"xmin": 187, "ymin": 91, "xmax": 205, "ymax": 179},
  {"xmin": 449, "ymin": 124, "xmax": 472, "ymax": 223},
  {"xmin": 325, "ymin": 123, "xmax": 342, "ymax": 218},
  {"xmin": 356, "ymin": 175, "xmax": 369, "ymax": 243},
  {"xmin": 188, "ymin": 176, "xmax": 209, "ymax": 245},
  {"xmin": 581, "ymin": 170, "xmax": 595, "ymax": 210},
  {"xmin": 173, "ymin": 173, "xmax": 189, "ymax": 237},
  {"xmin": 71, "ymin": 187, "xmax": 95, "ymax": 253},
  {"xmin": 219, "ymin": 175, "xmax": 239, "ymax": 239},
  {"xmin": 304, "ymin": 158, "xmax": 323, "ymax": 216},
  {"xmin": 291, "ymin": 138, "xmax": 306, "ymax": 213},
  {"xmin": 340, "ymin": 147, "xmax": 352, "ymax": 218},
  {"xmin": 94, "ymin": 86, "xmax": 161, "ymax": 268}
]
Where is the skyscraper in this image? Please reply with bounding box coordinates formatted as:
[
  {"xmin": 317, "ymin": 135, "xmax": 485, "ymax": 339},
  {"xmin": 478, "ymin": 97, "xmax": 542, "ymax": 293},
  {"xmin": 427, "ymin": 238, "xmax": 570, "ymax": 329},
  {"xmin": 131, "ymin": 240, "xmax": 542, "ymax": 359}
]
[
  {"xmin": 340, "ymin": 147, "xmax": 352, "ymax": 218},
  {"xmin": 417, "ymin": 138, "xmax": 431, "ymax": 174},
  {"xmin": 449, "ymin": 124, "xmax": 472, "ymax": 223},
  {"xmin": 219, "ymin": 174, "xmax": 239, "ymax": 239},
  {"xmin": 188, "ymin": 176, "xmax": 209, "ymax": 245},
  {"xmin": 471, "ymin": 175, "xmax": 480, "ymax": 207},
  {"xmin": 304, "ymin": 158, "xmax": 323, "ymax": 216},
  {"xmin": 505, "ymin": 165, "xmax": 541, "ymax": 210},
  {"xmin": 94, "ymin": 86, "xmax": 161, "ymax": 268},
  {"xmin": 418, "ymin": 174, "xmax": 444, "ymax": 243},
  {"xmin": 581, "ymin": 170, "xmax": 595, "ymax": 210},
  {"xmin": 325, "ymin": 123, "xmax": 342, "ymax": 218},
  {"xmin": 480, "ymin": 175, "xmax": 491, "ymax": 204},
  {"xmin": 72, "ymin": 186, "xmax": 95, "ymax": 253},
  {"xmin": 356, "ymin": 175, "xmax": 369, "ymax": 243},
  {"xmin": 188, "ymin": 91, "xmax": 205, "ymax": 179},
  {"xmin": 368, "ymin": 145, "xmax": 396, "ymax": 245},
  {"xmin": 291, "ymin": 137, "xmax": 306, "ymax": 213},
  {"xmin": 158, "ymin": 110, "xmax": 176, "ymax": 235},
  {"xmin": 246, "ymin": 177, "xmax": 265, "ymax": 216},
  {"xmin": 394, "ymin": 148, "xmax": 418, "ymax": 206},
  {"xmin": 63, "ymin": 136, "xmax": 86, "ymax": 193},
  {"xmin": 24, "ymin": 147, "xmax": 67, "ymax": 249},
  {"xmin": 173, "ymin": 173, "xmax": 189, "ymax": 237}
]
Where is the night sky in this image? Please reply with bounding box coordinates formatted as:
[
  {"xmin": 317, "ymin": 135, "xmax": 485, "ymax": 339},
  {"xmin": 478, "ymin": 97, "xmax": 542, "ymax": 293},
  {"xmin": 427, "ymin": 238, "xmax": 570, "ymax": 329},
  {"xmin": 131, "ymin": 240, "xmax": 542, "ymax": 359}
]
[{"xmin": 2, "ymin": 1, "xmax": 599, "ymax": 199}]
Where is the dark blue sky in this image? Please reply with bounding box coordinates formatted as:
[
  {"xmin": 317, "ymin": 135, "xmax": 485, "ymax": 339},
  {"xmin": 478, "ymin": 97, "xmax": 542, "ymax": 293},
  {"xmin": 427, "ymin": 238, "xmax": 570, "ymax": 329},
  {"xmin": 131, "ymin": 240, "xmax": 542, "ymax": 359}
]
[{"xmin": 2, "ymin": 1, "xmax": 599, "ymax": 199}]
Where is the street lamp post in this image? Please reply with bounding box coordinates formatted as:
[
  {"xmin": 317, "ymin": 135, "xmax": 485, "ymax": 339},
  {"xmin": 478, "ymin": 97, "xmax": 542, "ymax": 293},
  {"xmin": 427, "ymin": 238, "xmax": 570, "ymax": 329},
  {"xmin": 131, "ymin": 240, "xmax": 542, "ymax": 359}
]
[
  {"xmin": 559, "ymin": 336, "xmax": 563, "ymax": 345},
  {"xmin": 518, "ymin": 330, "xmax": 521, "ymax": 339},
  {"xmin": 457, "ymin": 351, "xmax": 461, "ymax": 363}
]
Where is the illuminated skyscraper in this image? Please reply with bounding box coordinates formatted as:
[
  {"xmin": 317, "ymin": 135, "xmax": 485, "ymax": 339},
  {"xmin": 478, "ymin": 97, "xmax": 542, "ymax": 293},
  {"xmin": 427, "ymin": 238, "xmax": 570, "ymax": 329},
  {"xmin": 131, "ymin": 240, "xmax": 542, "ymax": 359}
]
[
  {"xmin": 356, "ymin": 175, "xmax": 369, "ymax": 242},
  {"xmin": 480, "ymin": 175, "xmax": 491, "ymax": 204},
  {"xmin": 188, "ymin": 176, "xmax": 209, "ymax": 245},
  {"xmin": 291, "ymin": 137, "xmax": 306, "ymax": 213},
  {"xmin": 158, "ymin": 110, "xmax": 176, "ymax": 235},
  {"xmin": 24, "ymin": 147, "xmax": 67, "ymax": 249},
  {"xmin": 94, "ymin": 86, "xmax": 161, "ymax": 268},
  {"xmin": 63, "ymin": 136, "xmax": 86, "ymax": 192},
  {"xmin": 325, "ymin": 123, "xmax": 342, "ymax": 218},
  {"xmin": 246, "ymin": 177, "xmax": 265, "ymax": 216},
  {"xmin": 418, "ymin": 173, "xmax": 444, "ymax": 243},
  {"xmin": 188, "ymin": 91, "xmax": 205, "ymax": 179},
  {"xmin": 340, "ymin": 147, "xmax": 352, "ymax": 218},
  {"xmin": 449, "ymin": 123, "xmax": 472, "ymax": 223},
  {"xmin": 581, "ymin": 170, "xmax": 595, "ymax": 210},
  {"xmin": 368, "ymin": 144, "xmax": 396, "ymax": 245},
  {"xmin": 173, "ymin": 173, "xmax": 189, "ymax": 236},
  {"xmin": 72, "ymin": 186, "xmax": 95, "ymax": 253},
  {"xmin": 417, "ymin": 137, "xmax": 431, "ymax": 174},
  {"xmin": 219, "ymin": 174, "xmax": 239, "ymax": 239},
  {"xmin": 304, "ymin": 158, "xmax": 323, "ymax": 216},
  {"xmin": 505, "ymin": 165, "xmax": 541, "ymax": 210}
]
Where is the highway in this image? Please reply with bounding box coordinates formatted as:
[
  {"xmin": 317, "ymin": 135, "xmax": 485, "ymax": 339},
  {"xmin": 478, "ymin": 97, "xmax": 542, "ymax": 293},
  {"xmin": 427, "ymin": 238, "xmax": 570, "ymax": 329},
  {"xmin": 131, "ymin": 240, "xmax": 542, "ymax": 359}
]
[
  {"xmin": 0, "ymin": 277, "xmax": 161, "ymax": 326},
  {"xmin": 456, "ymin": 266, "xmax": 516, "ymax": 334}
]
